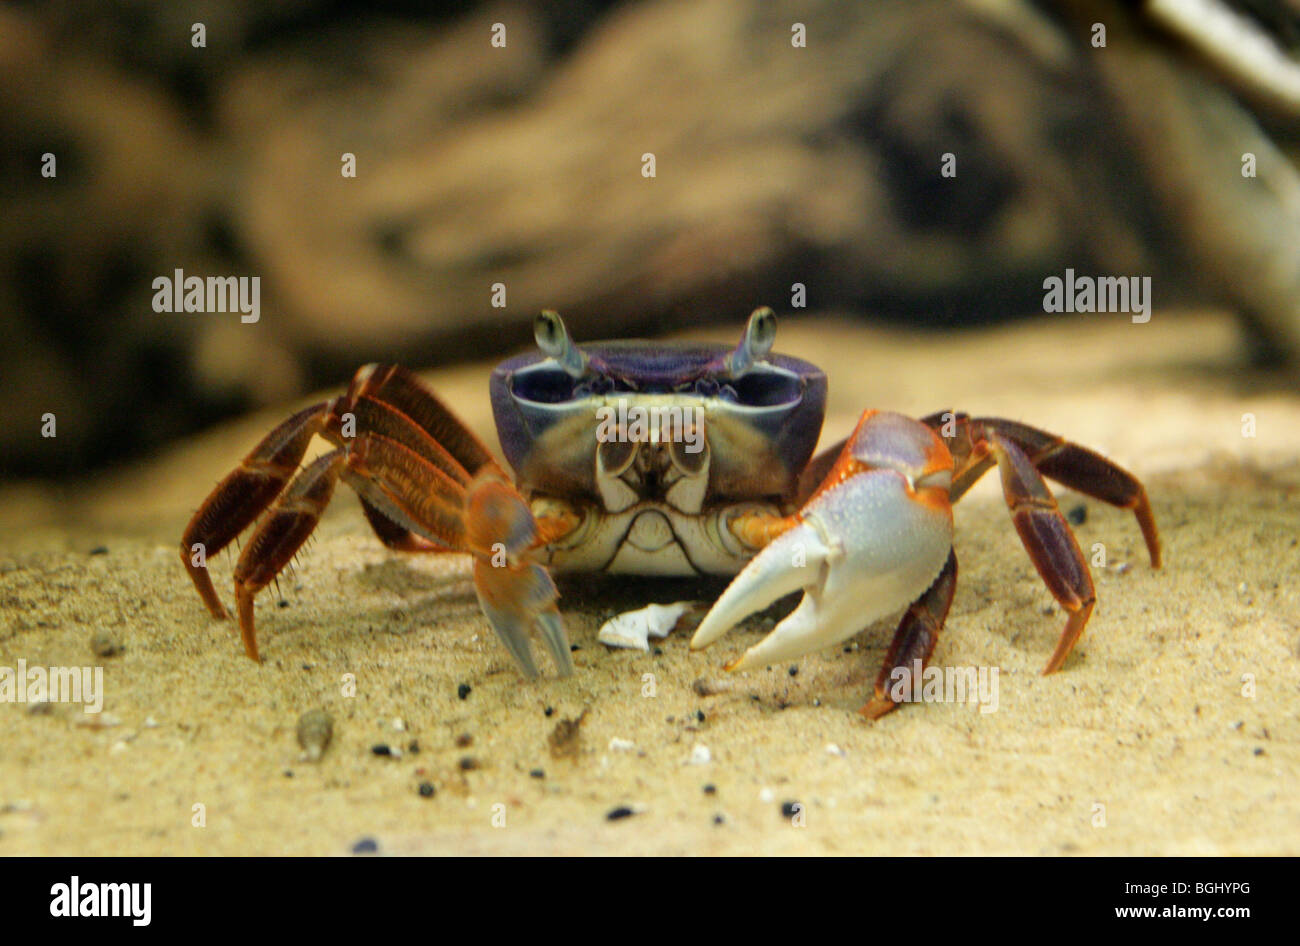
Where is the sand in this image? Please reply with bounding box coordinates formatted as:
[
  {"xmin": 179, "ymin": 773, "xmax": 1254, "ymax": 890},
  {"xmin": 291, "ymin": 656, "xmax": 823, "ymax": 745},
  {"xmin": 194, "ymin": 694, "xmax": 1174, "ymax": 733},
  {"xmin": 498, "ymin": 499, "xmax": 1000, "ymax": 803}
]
[{"xmin": 1, "ymin": 309, "xmax": 1297, "ymax": 855}]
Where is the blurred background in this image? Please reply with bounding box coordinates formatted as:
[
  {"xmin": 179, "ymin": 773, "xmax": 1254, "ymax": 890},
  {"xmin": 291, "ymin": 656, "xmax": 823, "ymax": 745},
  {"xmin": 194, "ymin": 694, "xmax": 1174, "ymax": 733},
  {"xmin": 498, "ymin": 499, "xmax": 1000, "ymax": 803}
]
[{"xmin": 2, "ymin": 0, "xmax": 1298, "ymax": 479}]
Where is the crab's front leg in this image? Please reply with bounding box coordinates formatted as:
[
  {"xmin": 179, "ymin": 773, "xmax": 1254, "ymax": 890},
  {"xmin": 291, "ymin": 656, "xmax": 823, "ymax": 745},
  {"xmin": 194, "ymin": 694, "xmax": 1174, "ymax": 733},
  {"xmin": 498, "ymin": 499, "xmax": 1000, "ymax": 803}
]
[{"xmin": 690, "ymin": 411, "xmax": 956, "ymax": 705}]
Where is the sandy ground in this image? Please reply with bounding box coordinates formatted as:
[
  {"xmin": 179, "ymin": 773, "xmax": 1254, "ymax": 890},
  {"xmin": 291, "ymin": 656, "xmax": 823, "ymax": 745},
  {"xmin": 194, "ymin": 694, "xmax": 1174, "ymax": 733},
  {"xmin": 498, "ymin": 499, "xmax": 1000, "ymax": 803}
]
[{"xmin": 1, "ymin": 309, "xmax": 1297, "ymax": 856}]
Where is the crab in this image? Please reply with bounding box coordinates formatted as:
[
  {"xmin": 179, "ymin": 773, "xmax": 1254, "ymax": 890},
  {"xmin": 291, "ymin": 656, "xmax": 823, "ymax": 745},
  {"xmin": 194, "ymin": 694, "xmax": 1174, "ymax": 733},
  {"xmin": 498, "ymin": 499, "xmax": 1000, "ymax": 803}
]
[{"xmin": 180, "ymin": 308, "xmax": 1161, "ymax": 717}]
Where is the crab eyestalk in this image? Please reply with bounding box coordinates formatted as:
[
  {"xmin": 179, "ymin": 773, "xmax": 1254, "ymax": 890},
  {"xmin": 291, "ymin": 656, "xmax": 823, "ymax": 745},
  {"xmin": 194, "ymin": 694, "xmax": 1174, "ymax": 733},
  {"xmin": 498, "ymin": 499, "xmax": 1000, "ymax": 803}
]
[
  {"xmin": 535, "ymin": 310, "xmax": 590, "ymax": 378},
  {"xmin": 722, "ymin": 306, "xmax": 777, "ymax": 378}
]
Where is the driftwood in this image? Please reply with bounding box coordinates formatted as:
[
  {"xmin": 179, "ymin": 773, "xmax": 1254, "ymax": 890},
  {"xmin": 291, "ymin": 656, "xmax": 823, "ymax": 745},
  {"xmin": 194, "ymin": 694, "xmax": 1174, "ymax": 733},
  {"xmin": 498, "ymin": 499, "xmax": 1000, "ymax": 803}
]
[{"xmin": 2, "ymin": 0, "xmax": 1297, "ymax": 474}]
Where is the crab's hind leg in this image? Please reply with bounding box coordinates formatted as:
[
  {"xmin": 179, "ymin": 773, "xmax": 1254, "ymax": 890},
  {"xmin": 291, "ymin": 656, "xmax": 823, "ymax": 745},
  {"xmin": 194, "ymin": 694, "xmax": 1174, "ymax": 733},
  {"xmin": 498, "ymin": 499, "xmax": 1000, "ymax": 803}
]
[
  {"xmin": 181, "ymin": 402, "xmax": 331, "ymax": 620},
  {"xmin": 860, "ymin": 549, "xmax": 959, "ymax": 719}
]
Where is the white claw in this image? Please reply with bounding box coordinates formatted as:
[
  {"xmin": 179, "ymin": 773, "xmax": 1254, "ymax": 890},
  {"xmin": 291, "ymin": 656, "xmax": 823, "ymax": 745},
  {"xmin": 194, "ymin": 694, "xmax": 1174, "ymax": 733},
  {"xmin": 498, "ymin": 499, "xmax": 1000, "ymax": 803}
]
[{"xmin": 690, "ymin": 468, "xmax": 953, "ymax": 670}]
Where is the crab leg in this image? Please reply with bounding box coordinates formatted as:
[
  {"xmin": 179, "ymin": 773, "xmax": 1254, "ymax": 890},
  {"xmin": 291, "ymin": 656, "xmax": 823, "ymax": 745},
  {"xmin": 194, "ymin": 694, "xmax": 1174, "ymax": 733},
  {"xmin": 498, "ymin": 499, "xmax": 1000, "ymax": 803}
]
[
  {"xmin": 691, "ymin": 411, "xmax": 955, "ymax": 671},
  {"xmin": 987, "ymin": 432, "xmax": 1098, "ymax": 674},
  {"xmin": 860, "ymin": 549, "xmax": 959, "ymax": 719},
  {"xmin": 183, "ymin": 363, "xmax": 575, "ymax": 676},
  {"xmin": 233, "ymin": 449, "xmax": 347, "ymax": 660},
  {"xmin": 923, "ymin": 412, "xmax": 1161, "ymax": 567},
  {"xmin": 181, "ymin": 402, "xmax": 331, "ymax": 619}
]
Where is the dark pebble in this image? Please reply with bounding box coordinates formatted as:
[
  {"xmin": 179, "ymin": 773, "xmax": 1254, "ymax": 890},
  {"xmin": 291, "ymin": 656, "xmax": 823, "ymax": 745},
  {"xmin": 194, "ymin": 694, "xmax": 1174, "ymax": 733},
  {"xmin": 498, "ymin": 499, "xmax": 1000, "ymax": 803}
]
[
  {"xmin": 570, "ymin": 644, "xmax": 580, "ymax": 652},
  {"xmin": 703, "ymin": 783, "xmax": 716, "ymax": 795},
  {"xmin": 695, "ymin": 710, "xmax": 705, "ymax": 723},
  {"xmin": 652, "ymin": 646, "xmax": 663, "ymax": 656},
  {"xmin": 713, "ymin": 814, "xmax": 725, "ymax": 826},
  {"xmin": 277, "ymin": 599, "xmax": 289, "ymax": 608},
  {"xmin": 459, "ymin": 756, "xmax": 479, "ymax": 771},
  {"xmin": 1254, "ymin": 747, "xmax": 1266, "ymax": 756},
  {"xmin": 371, "ymin": 744, "xmax": 393, "ymax": 757},
  {"xmin": 606, "ymin": 806, "xmax": 636, "ymax": 821},
  {"xmin": 781, "ymin": 800, "xmax": 801, "ymax": 818},
  {"xmin": 89, "ymin": 632, "xmax": 122, "ymax": 658},
  {"xmin": 544, "ymin": 706, "xmax": 554, "ymax": 717},
  {"xmin": 418, "ymin": 782, "xmax": 436, "ymax": 798},
  {"xmin": 283, "ymin": 770, "xmax": 293, "ymax": 778},
  {"xmin": 351, "ymin": 838, "xmax": 379, "ymax": 855},
  {"xmin": 88, "ymin": 546, "xmax": 108, "ymax": 556},
  {"xmin": 407, "ymin": 740, "xmax": 420, "ymax": 754},
  {"xmin": 457, "ymin": 683, "xmax": 472, "ymax": 700},
  {"xmin": 1067, "ymin": 504, "xmax": 1087, "ymax": 525},
  {"xmin": 788, "ymin": 666, "xmax": 798, "ymax": 677},
  {"xmin": 530, "ymin": 768, "xmax": 545, "ymax": 779},
  {"xmin": 454, "ymin": 732, "xmax": 473, "ymax": 748}
]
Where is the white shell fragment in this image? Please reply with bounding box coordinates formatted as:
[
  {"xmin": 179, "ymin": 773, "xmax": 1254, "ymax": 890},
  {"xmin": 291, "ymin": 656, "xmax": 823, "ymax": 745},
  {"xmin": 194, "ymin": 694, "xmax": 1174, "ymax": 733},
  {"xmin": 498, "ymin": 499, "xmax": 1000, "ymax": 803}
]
[
  {"xmin": 597, "ymin": 601, "xmax": 694, "ymax": 651},
  {"xmin": 687, "ymin": 744, "xmax": 711, "ymax": 766}
]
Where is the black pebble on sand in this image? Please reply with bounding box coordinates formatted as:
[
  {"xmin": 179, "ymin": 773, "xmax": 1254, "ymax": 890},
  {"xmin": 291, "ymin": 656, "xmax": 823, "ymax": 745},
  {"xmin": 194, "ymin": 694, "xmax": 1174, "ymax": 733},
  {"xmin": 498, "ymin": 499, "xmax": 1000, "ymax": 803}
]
[{"xmin": 606, "ymin": 806, "xmax": 635, "ymax": 821}]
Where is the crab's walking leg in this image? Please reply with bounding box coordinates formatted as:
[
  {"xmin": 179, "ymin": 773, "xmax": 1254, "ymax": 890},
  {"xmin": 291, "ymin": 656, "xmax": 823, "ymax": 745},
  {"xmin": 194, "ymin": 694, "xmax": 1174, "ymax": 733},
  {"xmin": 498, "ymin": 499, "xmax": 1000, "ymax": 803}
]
[
  {"xmin": 183, "ymin": 363, "xmax": 576, "ymax": 675},
  {"xmin": 860, "ymin": 549, "xmax": 959, "ymax": 719},
  {"xmin": 180, "ymin": 402, "xmax": 330, "ymax": 619},
  {"xmin": 233, "ymin": 450, "xmax": 347, "ymax": 660},
  {"xmin": 691, "ymin": 411, "xmax": 955, "ymax": 672},
  {"xmin": 924, "ymin": 412, "xmax": 1161, "ymax": 567},
  {"xmin": 987, "ymin": 432, "xmax": 1097, "ymax": 673}
]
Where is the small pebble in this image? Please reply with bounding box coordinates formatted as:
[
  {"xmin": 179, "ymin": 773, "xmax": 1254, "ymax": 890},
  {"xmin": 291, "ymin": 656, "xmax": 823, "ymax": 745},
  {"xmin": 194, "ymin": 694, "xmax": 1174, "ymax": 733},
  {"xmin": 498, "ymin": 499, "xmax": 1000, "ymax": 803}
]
[
  {"xmin": 1067, "ymin": 504, "xmax": 1087, "ymax": 525},
  {"xmin": 27, "ymin": 702, "xmax": 53, "ymax": 716},
  {"xmin": 758, "ymin": 788, "xmax": 775, "ymax": 803},
  {"xmin": 277, "ymin": 599, "xmax": 289, "ymax": 608},
  {"xmin": 687, "ymin": 744, "xmax": 711, "ymax": 766},
  {"xmin": 703, "ymin": 783, "xmax": 717, "ymax": 795},
  {"xmin": 606, "ymin": 806, "xmax": 636, "ymax": 821},
  {"xmin": 713, "ymin": 814, "xmax": 725, "ymax": 826},
  {"xmin": 457, "ymin": 683, "xmax": 472, "ymax": 700},
  {"xmin": 351, "ymin": 838, "xmax": 379, "ymax": 855},
  {"xmin": 544, "ymin": 706, "xmax": 554, "ymax": 717},
  {"xmin": 296, "ymin": 709, "xmax": 334, "ymax": 762},
  {"xmin": 454, "ymin": 733, "xmax": 473, "ymax": 748},
  {"xmin": 89, "ymin": 632, "xmax": 122, "ymax": 658},
  {"xmin": 407, "ymin": 740, "xmax": 420, "ymax": 754},
  {"xmin": 392, "ymin": 718, "xmax": 406, "ymax": 732},
  {"xmin": 459, "ymin": 756, "xmax": 479, "ymax": 771},
  {"xmin": 788, "ymin": 666, "xmax": 798, "ymax": 677},
  {"xmin": 695, "ymin": 710, "xmax": 705, "ymax": 723},
  {"xmin": 89, "ymin": 546, "xmax": 109, "ymax": 556},
  {"xmin": 825, "ymin": 743, "xmax": 845, "ymax": 757},
  {"xmin": 530, "ymin": 768, "xmax": 545, "ymax": 779},
  {"xmin": 608, "ymin": 738, "xmax": 636, "ymax": 752},
  {"xmin": 418, "ymin": 782, "xmax": 436, "ymax": 798},
  {"xmin": 781, "ymin": 800, "xmax": 801, "ymax": 818},
  {"xmin": 371, "ymin": 743, "xmax": 393, "ymax": 757}
]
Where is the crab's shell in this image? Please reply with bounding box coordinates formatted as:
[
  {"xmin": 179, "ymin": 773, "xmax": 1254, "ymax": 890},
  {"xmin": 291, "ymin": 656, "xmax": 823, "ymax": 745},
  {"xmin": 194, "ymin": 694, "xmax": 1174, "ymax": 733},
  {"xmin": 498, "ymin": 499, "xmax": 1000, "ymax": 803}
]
[{"xmin": 488, "ymin": 340, "xmax": 827, "ymax": 576}]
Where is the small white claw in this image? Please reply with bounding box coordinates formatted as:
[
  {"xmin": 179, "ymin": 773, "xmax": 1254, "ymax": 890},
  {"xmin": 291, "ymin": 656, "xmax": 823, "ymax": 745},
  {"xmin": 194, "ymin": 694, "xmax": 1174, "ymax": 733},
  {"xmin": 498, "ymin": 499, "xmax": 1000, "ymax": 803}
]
[{"xmin": 690, "ymin": 468, "xmax": 953, "ymax": 670}]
